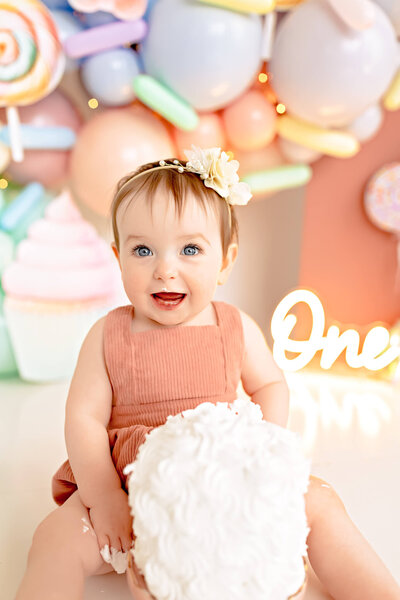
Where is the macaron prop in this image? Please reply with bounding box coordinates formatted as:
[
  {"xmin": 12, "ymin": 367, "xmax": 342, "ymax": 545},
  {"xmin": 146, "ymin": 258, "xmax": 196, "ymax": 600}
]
[{"xmin": 0, "ymin": 0, "xmax": 65, "ymax": 162}]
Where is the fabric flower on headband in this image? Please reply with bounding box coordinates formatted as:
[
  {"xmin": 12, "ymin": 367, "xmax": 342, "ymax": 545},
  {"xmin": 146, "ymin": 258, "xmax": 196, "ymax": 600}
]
[{"xmin": 183, "ymin": 146, "xmax": 252, "ymax": 206}]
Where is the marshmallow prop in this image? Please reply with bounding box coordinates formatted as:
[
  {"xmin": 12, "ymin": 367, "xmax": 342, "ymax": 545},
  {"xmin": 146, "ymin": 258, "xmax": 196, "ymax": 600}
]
[
  {"xmin": 0, "ymin": 0, "xmax": 65, "ymax": 161},
  {"xmin": 125, "ymin": 399, "xmax": 310, "ymax": 600}
]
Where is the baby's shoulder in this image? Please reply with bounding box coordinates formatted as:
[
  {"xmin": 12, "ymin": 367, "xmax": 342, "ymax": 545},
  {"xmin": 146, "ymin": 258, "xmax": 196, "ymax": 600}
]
[{"xmin": 234, "ymin": 307, "xmax": 269, "ymax": 350}]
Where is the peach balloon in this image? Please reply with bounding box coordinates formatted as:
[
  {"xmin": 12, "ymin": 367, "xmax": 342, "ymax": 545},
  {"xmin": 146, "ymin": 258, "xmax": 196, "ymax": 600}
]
[
  {"xmin": 3, "ymin": 90, "xmax": 82, "ymax": 188},
  {"xmin": 69, "ymin": 104, "xmax": 175, "ymax": 216},
  {"xmin": 232, "ymin": 142, "xmax": 284, "ymax": 177},
  {"xmin": 222, "ymin": 90, "xmax": 277, "ymax": 151},
  {"xmin": 173, "ymin": 113, "xmax": 226, "ymax": 159}
]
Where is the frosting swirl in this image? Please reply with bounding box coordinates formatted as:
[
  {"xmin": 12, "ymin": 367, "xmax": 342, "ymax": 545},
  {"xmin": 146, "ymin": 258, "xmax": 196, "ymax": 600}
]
[{"xmin": 2, "ymin": 189, "xmax": 118, "ymax": 301}]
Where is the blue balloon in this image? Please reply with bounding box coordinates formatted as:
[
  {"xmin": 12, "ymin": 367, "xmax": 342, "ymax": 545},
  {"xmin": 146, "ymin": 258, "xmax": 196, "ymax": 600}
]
[
  {"xmin": 141, "ymin": 0, "xmax": 263, "ymax": 112},
  {"xmin": 50, "ymin": 10, "xmax": 85, "ymax": 70},
  {"xmin": 81, "ymin": 48, "xmax": 141, "ymax": 106},
  {"xmin": 42, "ymin": 0, "xmax": 72, "ymax": 9},
  {"xmin": 144, "ymin": 0, "xmax": 160, "ymax": 21},
  {"xmin": 80, "ymin": 11, "xmax": 118, "ymax": 28}
]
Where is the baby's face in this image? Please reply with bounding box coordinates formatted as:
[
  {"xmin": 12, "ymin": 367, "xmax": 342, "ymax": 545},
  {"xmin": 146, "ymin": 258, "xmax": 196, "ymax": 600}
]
[{"xmin": 113, "ymin": 188, "xmax": 234, "ymax": 329}]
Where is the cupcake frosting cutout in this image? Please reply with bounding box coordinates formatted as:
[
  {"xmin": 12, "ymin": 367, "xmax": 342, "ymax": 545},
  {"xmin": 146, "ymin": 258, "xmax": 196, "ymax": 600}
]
[{"xmin": 2, "ymin": 190, "xmax": 117, "ymax": 302}]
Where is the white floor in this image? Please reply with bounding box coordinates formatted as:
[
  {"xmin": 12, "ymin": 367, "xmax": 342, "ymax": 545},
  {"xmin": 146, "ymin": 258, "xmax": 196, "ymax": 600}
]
[{"xmin": 2, "ymin": 370, "xmax": 400, "ymax": 600}]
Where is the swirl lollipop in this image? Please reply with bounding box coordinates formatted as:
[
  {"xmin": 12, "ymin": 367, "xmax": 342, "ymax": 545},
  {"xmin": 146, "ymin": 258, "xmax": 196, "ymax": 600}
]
[{"xmin": 0, "ymin": 0, "xmax": 65, "ymax": 162}]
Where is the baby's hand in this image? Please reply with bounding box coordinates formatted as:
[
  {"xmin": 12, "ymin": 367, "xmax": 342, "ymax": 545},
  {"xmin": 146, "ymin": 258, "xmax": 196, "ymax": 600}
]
[{"xmin": 88, "ymin": 487, "xmax": 133, "ymax": 553}]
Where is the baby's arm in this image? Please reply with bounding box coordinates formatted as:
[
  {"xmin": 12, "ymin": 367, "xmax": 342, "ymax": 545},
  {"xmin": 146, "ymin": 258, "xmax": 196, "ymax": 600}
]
[
  {"xmin": 239, "ymin": 310, "xmax": 289, "ymax": 427},
  {"xmin": 64, "ymin": 317, "xmax": 132, "ymax": 553}
]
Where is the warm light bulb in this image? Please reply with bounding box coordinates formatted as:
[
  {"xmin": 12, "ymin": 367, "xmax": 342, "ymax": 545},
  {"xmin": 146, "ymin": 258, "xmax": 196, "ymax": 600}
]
[
  {"xmin": 276, "ymin": 103, "xmax": 286, "ymax": 114},
  {"xmin": 0, "ymin": 178, "xmax": 8, "ymax": 190},
  {"xmin": 88, "ymin": 98, "xmax": 99, "ymax": 109},
  {"xmin": 258, "ymin": 73, "xmax": 268, "ymax": 83}
]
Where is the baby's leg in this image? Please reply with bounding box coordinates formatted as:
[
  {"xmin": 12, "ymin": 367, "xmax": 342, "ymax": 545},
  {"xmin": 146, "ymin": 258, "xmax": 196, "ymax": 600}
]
[
  {"xmin": 15, "ymin": 490, "xmax": 114, "ymax": 600},
  {"xmin": 305, "ymin": 476, "xmax": 400, "ymax": 600}
]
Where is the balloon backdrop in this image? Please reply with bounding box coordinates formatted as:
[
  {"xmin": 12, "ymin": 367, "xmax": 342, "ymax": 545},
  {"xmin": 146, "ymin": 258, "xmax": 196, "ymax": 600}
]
[
  {"xmin": 2, "ymin": 90, "xmax": 82, "ymax": 187},
  {"xmin": 69, "ymin": 103, "xmax": 174, "ymax": 215}
]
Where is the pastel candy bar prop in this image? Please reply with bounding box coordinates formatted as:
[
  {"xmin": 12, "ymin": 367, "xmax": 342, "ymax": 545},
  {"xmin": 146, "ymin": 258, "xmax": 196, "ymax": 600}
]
[
  {"xmin": 133, "ymin": 75, "xmax": 199, "ymax": 131},
  {"xmin": 0, "ymin": 0, "xmax": 65, "ymax": 162},
  {"xmin": 242, "ymin": 164, "xmax": 312, "ymax": 194},
  {"xmin": 0, "ymin": 125, "xmax": 76, "ymax": 150},
  {"xmin": 64, "ymin": 19, "xmax": 147, "ymax": 59},
  {"xmin": 277, "ymin": 115, "xmax": 360, "ymax": 158},
  {"xmin": 0, "ymin": 182, "xmax": 44, "ymax": 237}
]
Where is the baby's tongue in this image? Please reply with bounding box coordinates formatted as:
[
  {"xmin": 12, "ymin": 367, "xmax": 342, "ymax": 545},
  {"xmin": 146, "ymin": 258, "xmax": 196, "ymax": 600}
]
[{"xmin": 155, "ymin": 292, "xmax": 184, "ymax": 300}]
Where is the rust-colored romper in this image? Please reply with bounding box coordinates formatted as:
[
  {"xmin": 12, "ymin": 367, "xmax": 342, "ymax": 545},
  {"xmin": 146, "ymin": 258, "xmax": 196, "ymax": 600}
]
[{"xmin": 52, "ymin": 300, "xmax": 245, "ymax": 505}]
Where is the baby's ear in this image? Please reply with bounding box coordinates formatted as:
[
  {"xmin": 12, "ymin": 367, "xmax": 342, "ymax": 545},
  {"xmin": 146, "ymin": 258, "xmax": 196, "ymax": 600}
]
[
  {"xmin": 218, "ymin": 243, "xmax": 238, "ymax": 285},
  {"xmin": 111, "ymin": 242, "xmax": 121, "ymax": 269}
]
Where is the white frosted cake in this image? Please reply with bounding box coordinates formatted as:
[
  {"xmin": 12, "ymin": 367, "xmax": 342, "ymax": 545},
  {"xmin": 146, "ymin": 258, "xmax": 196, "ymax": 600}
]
[{"xmin": 124, "ymin": 398, "xmax": 310, "ymax": 600}]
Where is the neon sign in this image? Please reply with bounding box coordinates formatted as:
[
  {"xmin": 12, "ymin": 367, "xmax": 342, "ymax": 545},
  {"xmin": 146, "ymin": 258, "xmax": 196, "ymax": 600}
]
[{"xmin": 271, "ymin": 290, "xmax": 400, "ymax": 372}]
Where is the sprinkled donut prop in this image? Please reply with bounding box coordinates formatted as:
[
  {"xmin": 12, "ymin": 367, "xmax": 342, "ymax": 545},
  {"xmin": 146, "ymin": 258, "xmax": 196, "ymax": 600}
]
[{"xmin": 0, "ymin": 0, "xmax": 65, "ymax": 162}]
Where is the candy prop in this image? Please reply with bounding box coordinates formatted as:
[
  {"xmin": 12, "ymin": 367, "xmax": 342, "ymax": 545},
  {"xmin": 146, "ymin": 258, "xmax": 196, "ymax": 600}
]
[
  {"xmin": 0, "ymin": 182, "xmax": 44, "ymax": 235},
  {"xmin": 196, "ymin": 0, "xmax": 275, "ymax": 13},
  {"xmin": 277, "ymin": 115, "xmax": 360, "ymax": 158},
  {"xmin": 364, "ymin": 163, "xmax": 400, "ymax": 289},
  {"xmin": 68, "ymin": 0, "xmax": 148, "ymax": 21},
  {"xmin": 0, "ymin": 125, "xmax": 76, "ymax": 150},
  {"xmin": 64, "ymin": 19, "xmax": 147, "ymax": 59},
  {"xmin": 0, "ymin": 0, "xmax": 65, "ymax": 162},
  {"xmin": 326, "ymin": 0, "xmax": 376, "ymax": 30},
  {"xmin": 383, "ymin": 70, "xmax": 400, "ymax": 111},
  {"xmin": 261, "ymin": 10, "xmax": 277, "ymax": 60},
  {"xmin": 133, "ymin": 75, "xmax": 199, "ymax": 131},
  {"xmin": 242, "ymin": 164, "xmax": 312, "ymax": 194}
]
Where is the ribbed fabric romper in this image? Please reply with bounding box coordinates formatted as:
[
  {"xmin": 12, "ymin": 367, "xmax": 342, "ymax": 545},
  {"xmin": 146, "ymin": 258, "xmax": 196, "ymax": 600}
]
[{"xmin": 52, "ymin": 300, "xmax": 245, "ymax": 506}]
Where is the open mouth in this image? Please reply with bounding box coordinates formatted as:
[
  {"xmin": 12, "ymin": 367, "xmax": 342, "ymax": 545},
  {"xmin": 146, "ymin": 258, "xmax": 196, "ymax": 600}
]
[{"xmin": 151, "ymin": 292, "xmax": 186, "ymax": 308}]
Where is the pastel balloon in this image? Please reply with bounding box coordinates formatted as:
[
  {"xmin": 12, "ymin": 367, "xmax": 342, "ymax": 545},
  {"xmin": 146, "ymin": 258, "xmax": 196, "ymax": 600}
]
[
  {"xmin": 374, "ymin": 0, "xmax": 400, "ymax": 35},
  {"xmin": 269, "ymin": 0, "xmax": 398, "ymax": 127},
  {"xmin": 222, "ymin": 90, "xmax": 277, "ymax": 151},
  {"xmin": 133, "ymin": 75, "xmax": 199, "ymax": 131},
  {"xmin": 78, "ymin": 11, "xmax": 118, "ymax": 27},
  {"xmin": 364, "ymin": 163, "xmax": 400, "ymax": 233},
  {"xmin": 68, "ymin": 0, "xmax": 147, "ymax": 20},
  {"xmin": 42, "ymin": 0, "xmax": 72, "ymax": 8},
  {"xmin": 64, "ymin": 19, "xmax": 147, "ymax": 59},
  {"xmin": 2, "ymin": 90, "xmax": 82, "ymax": 188},
  {"xmin": 275, "ymin": 0, "xmax": 303, "ymax": 8},
  {"xmin": 50, "ymin": 9, "xmax": 85, "ymax": 71},
  {"xmin": 233, "ymin": 143, "xmax": 285, "ymax": 177},
  {"xmin": 82, "ymin": 48, "xmax": 140, "ymax": 106},
  {"xmin": 0, "ymin": 183, "xmax": 44, "ymax": 234},
  {"xmin": 326, "ymin": 0, "xmax": 376, "ymax": 30},
  {"xmin": 278, "ymin": 138, "xmax": 321, "ymax": 164},
  {"xmin": 141, "ymin": 0, "xmax": 263, "ymax": 111},
  {"xmin": 242, "ymin": 164, "xmax": 312, "ymax": 194},
  {"xmin": 196, "ymin": 0, "xmax": 275, "ymax": 13},
  {"xmin": 0, "ymin": 125, "xmax": 76, "ymax": 149},
  {"xmin": 277, "ymin": 114, "xmax": 360, "ymax": 158},
  {"xmin": 383, "ymin": 70, "xmax": 400, "ymax": 111},
  {"xmin": 69, "ymin": 104, "xmax": 175, "ymax": 216},
  {"xmin": 346, "ymin": 104, "xmax": 383, "ymax": 142},
  {"xmin": 173, "ymin": 113, "xmax": 226, "ymax": 159}
]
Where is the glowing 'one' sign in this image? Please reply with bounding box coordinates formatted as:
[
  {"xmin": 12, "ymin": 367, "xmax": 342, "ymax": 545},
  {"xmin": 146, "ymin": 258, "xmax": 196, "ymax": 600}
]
[{"xmin": 271, "ymin": 290, "xmax": 400, "ymax": 372}]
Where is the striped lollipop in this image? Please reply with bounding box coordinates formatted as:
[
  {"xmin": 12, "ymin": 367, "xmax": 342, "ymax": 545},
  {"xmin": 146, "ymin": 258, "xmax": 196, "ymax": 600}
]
[{"xmin": 0, "ymin": 0, "xmax": 65, "ymax": 161}]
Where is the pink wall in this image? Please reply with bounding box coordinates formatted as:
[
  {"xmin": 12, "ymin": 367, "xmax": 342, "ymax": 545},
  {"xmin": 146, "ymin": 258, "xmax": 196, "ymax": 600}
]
[{"xmin": 299, "ymin": 109, "xmax": 400, "ymax": 329}]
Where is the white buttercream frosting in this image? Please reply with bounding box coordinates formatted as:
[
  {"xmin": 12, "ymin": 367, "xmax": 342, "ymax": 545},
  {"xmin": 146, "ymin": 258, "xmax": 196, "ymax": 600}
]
[
  {"xmin": 124, "ymin": 398, "xmax": 310, "ymax": 600},
  {"xmin": 100, "ymin": 544, "xmax": 129, "ymax": 574}
]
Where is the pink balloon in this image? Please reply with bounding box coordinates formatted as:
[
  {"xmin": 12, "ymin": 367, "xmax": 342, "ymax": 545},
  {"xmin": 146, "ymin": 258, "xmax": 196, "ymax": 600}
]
[
  {"xmin": 173, "ymin": 113, "xmax": 226, "ymax": 159},
  {"xmin": 69, "ymin": 103, "xmax": 175, "ymax": 216},
  {"xmin": 2, "ymin": 90, "xmax": 82, "ymax": 188},
  {"xmin": 222, "ymin": 90, "xmax": 277, "ymax": 151}
]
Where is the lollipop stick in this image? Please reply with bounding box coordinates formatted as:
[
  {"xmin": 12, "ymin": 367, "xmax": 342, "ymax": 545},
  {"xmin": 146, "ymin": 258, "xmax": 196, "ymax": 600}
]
[
  {"xmin": 261, "ymin": 11, "xmax": 277, "ymax": 61},
  {"xmin": 6, "ymin": 106, "xmax": 24, "ymax": 163}
]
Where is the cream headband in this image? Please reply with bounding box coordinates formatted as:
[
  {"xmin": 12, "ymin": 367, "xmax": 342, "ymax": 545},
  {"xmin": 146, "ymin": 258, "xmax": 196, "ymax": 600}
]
[{"xmin": 120, "ymin": 146, "xmax": 253, "ymax": 226}]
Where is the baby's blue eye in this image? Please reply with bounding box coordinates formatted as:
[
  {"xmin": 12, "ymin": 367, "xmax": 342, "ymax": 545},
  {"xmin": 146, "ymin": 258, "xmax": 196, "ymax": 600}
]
[
  {"xmin": 182, "ymin": 245, "xmax": 200, "ymax": 256},
  {"xmin": 132, "ymin": 245, "xmax": 152, "ymax": 257}
]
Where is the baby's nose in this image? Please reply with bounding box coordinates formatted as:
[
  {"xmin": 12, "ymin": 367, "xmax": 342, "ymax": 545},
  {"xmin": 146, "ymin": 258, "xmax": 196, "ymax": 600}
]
[{"xmin": 153, "ymin": 257, "xmax": 177, "ymax": 280}]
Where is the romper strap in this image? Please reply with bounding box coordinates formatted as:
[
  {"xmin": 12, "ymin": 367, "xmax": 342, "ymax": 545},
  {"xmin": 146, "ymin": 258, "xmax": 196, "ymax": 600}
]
[
  {"xmin": 103, "ymin": 306, "xmax": 133, "ymax": 405},
  {"xmin": 213, "ymin": 301, "xmax": 245, "ymax": 393}
]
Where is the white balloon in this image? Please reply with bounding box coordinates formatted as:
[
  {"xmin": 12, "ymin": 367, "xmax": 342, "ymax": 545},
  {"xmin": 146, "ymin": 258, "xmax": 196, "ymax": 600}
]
[
  {"xmin": 269, "ymin": 0, "xmax": 398, "ymax": 127},
  {"xmin": 278, "ymin": 137, "xmax": 322, "ymax": 164},
  {"xmin": 374, "ymin": 0, "xmax": 400, "ymax": 36},
  {"xmin": 346, "ymin": 104, "xmax": 384, "ymax": 142}
]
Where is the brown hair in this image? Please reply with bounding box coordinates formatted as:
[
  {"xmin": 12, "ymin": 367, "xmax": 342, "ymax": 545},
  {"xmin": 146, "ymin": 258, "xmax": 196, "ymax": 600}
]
[{"xmin": 110, "ymin": 159, "xmax": 239, "ymax": 259}]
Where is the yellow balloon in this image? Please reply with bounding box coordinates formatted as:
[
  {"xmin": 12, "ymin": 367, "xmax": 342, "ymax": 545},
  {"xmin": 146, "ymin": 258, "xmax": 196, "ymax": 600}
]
[
  {"xmin": 277, "ymin": 115, "xmax": 360, "ymax": 158},
  {"xmin": 0, "ymin": 142, "xmax": 11, "ymax": 173},
  {"xmin": 383, "ymin": 70, "xmax": 400, "ymax": 111},
  {"xmin": 275, "ymin": 0, "xmax": 304, "ymax": 10},
  {"xmin": 196, "ymin": 0, "xmax": 275, "ymax": 14}
]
